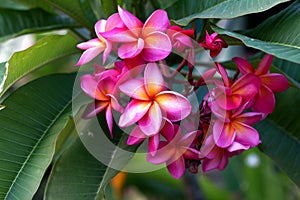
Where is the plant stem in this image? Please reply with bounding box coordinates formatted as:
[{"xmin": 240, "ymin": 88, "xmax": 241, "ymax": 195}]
[{"xmin": 182, "ymin": 171, "xmax": 206, "ymax": 200}]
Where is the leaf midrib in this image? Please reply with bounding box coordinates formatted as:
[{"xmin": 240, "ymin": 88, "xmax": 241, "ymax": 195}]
[{"xmin": 4, "ymin": 98, "xmax": 72, "ymax": 200}]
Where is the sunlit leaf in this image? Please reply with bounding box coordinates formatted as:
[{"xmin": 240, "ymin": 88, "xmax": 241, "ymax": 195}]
[
  {"xmin": 0, "ymin": 73, "xmax": 76, "ymax": 200},
  {"xmin": 166, "ymin": 0, "xmax": 290, "ymax": 26}
]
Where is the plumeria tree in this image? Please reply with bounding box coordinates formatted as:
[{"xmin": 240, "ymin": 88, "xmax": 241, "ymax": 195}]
[{"xmin": 0, "ymin": 0, "xmax": 300, "ymax": 199}]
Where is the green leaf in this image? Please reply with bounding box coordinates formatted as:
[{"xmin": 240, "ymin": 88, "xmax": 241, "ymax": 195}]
[
  {"xmin": 40, "ymin": 0, "xmax": 95, "ymax": 30},
  {"xmin": 0, "ymin": 33, "xmax": 80, "ymax": 96},
  {"xmin": 166, "ymin": 0, "xmax": 290, "ymax": 26},
  {"xmin": 0, "ymin": 0, "xmax": 30, "ymax": 10},
  {"xmin": 0, "ymin": 73, "xmax": 76, "ymax": 200},
  {"xmin": 14, "ymin": 0, "xmax": 56, "ymax": 13},
  {"xmin": 213, "ymin": 1, "xmax": 300, "ymax": 64},
  {"xmin": 256, "ymin": 88, "xmax": 300, "ymax": 187},
  {"xmin": 45, "ymin": 112, "xmax": 140, "ymax": 199},
  {"xmin": 0, "ymin": 8, "xmax": 78, "ymax": 42},
  {"xmin": 0, "ymin": 62, "xmax": 8, "ymax": 93}
]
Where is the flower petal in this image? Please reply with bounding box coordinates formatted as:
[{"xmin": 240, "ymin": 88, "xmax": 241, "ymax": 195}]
[
  {"xmin": 260, "ymin": 74, "xmax": 289, "ymax": 92},
  {"xmin": 149, "ymin": 133, "xmax": 160, "ymax": 155},
  {"xmin": 252, "ymin": 85, "xmax": 275, "ymax": 113},
  {"xmin": 216, "ymin": 94, "xmax": 242, "ymax": 110},
  {"xmin": 216, "ymin": 63, "xmax": 231, "ymax": 86},
  {"xmin": 95, "ymin": 19, "xmax": 106, "ymax": 38},
  {"xmin": 143, "ymin": 10, "xmax": 170, "ymax": 35},
  {"xmin": 119, "ymin": 78, "xmax": 149, "ymax": 100},
  {"xmin": 98, "ymin": 76, "xmax": 117, "ymax": 95},
  {"xmin": 118, "ymin": 5, "xmax": 143, "ymax": 36},
  {"xmin": 147, "ymin": 141, "xmax": 173, "ymax": 164},
  {"xmin": 105, "ymin": 105, "xmax": 113, "ymax": 138},
  {"xmin": 100, "ymin": 27, "xmax": 137, "ymax": 42},
  {"xmin": 82, "ymin": 101, "xmax": 108, "ymax": 118},
  {"xmin": 256, "ymin": 54, "xmax": 273, "ymax": 76},
  {"xmin": 213, "ymin": 120, "xmax": 235, "ymax": 148},
  {"xmin": 167, "ymin": 157, "xmax": 185, "ymax": 179},
  {"xmin": 234, "ymin": 112, "xmax": 262, "ymax": 125},
  {"xmin": 80, "ymin": 74, "xmax": 106, "ymax": 100},
  {"xmin": 155, "ymin": 91, "xmax": 191, "ymax": 121},
  {"xmin": 127, "ymin": 126, "xmax": 146, "ymax": 145},
  {"xmin": 142, "ymin": 31, "xmax": 172, "ymax": 62},
  {"xmin": 107, "ymin": 94, "xmax": 123, "ymax": 113},
  {"xmin": 160, "ymin": 118, "xmax": 175, "ymax": 141},
  {"xmin": 183, "ymin": 148, "xmax": 200, "ymax": 160},
  {"xmin": 75, "ymin": 46, "xmax": 104, "ymax": 66},
  {"xmin": 227, "ymin": 142, "xmax": 250, "ymax": 152},
  {"xmin": 118, "ymin": 39, "xmax": 144, "ymax": 59},
  {"xmin": 102, "ymin": 39, "xmax": 112, "ymax": 64},
  {"xmin": 232, "ymin": 57, "xmax": 255, "ymax": 74},
  {"xmin": 118, "ymin": 100, "xmax": 151, "ymax": 127},
  {"xmin": 105, "ymin": 13, "xmax": 125, "ymax": 31},
  {"xmin": 144, "ymin": 63, "xmax": 165, "ymax": 97},
  {"xmin": 231, "ymin": 73, "xmax": 261, "ymax": 100},
  {"xmin": 77, "ymin": 38, "xmax": 103, "ymax": 50},
  {"xmin": 232, "ymin": 122, "xmax": 260, "ymax": 147},
  {"xmin": 139, "ymin": 102, "xmax": 162, "ymax": 136}
]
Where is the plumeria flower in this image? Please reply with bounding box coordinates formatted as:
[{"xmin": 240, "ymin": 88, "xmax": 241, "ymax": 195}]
[
  {"xmin": 101, "ymin": 6, "xmax": 172, "ymax": 62},
  {"xmin": 213, "ymin": 63, "xmax": 261, "ymax": 110},
  {"xmin": 76, "ymin": 13, "xmax": 125, "ymax": 66},
  {"xmin": 147, "ymin": 123, "xmax": 200, "ymax": 179},
  {"xmin": 200, "ymin": 135, "xmax": 249, "ymax": 172},
  {"xmin": 167, "ymin": 26, "xmax": 194, "ymax": 53},
  {"xmin": 210, "ymin": 102, "xmax": 262, "ymax": 148},
  {"xmin": 233, "ymin": 54, "xmax": 289, "ymax": 113},
  {"xmin": 200, "ymin": 31, "xmax": 228, "ymax": 58},
  {"xmin": 118, "ymin": 63, "xmax": 191, "ymax": 136},
  {"xmin": 81, "ymin": 73, "xmax": 123, "ymax": 138}
]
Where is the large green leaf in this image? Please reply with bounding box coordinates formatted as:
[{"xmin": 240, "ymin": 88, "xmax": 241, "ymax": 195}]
[
  {"xmin": 165, "ymin": 0, "xmax": 290, "ymax": 26},
  {"xmin": 0, "ymin": 73, "xmax": 76, "ymax": 200},
  {"xmin": 45, "ymin": 112, "xmax": 139, "ymax": 200},
  {"xmin": 0, "ymin": 8, "xmax": 78, "ymax": 41},
  {"xmin": 0, "ymin": 62, "xmax": 8, "ymax": 94},
  {"xmin": 213, "ymin": 1, "xmax": 300, "ymax": 64},
  {"xmin": 256, "ymin": 88, "xmax": 300, "ymax": 187},
  {"xmin": 14, "ymin": 0, "xmax": 55, "ymax": 13},
  {"xmin": 0, "ymin": 33, "xmax": 80, "ymax": 97}
]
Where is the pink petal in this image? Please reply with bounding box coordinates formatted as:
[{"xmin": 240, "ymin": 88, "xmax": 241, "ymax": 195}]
[
  {"xmin": 77, "ymin": 38, "xmax": 103, "ymax": 50},
  {"xmin": 227, "ymin": 142, "xmax": 250, "ymax": 152},
  {"xmin": 98, "ymin": 76, "xmax": 117, "ymax": 95},
  {"xmin": 118, "ymin": 5, "xmax": 143, "ymax": 36},
  {"xmin": 149, "ymin": 133, "xmax": 160, "ymax": 155},
  {"xmin": 80, "ymin": 74, "xmax": 106, "ymax": 100},
  {"xmin": 94, "ymin": 19, "xmax": 106, "ymax": 38},
  {"xmin": 75, "ymin": 46, "xmax": 104, "ymax": 66},
  {"xmin": 231, "ymin": 73, "xmax": 261, "ymax": 100},
  {"xmin": 82, "ymin": 101, "xmax": 108, "ymax": 118},
  {"xmin": 167, "ymin": 157, "xmax": 185, "ymax": 179},
  {"xmin": 100, "ymin": 27, "xmax": 137, "ymax": 43},
  {"xmin": 147, "ymin": 141, "xmax": 173, "ymax": 164},
  {"xmin": 105, "ymin": 13, "xmax": 125, "ymax": 31},
  {"xmin": 256, "ymin": 54, "xmax": 273, "ymax": 76},
  {"xmin": 202, "ymin": 158, "xmax": 219, "ymax": 172},
  {"xmin": 213, "ymin": 120, "xmax": 235, "ymax": 148},
  {"xmin": 102, "ymin": 40, "xmax": 112, "ymax": 64},
  {"xmin": 173, "ymin": 33, "xmax": 193, "ymax": 49},
  {"xmin": 216, "ymin": 63, "xmax": 231, "ymax": 86},
  {"xmin": 155, "ymin": 91, "xmax": 191, "ymax": 121},
  {"xmin": 143, "ymin": 10, "xmax": 170, "ymax": 35},
  {"xmin": 142, "ymin": 31, "xmax": 172, "ymax": 62},
  {"xmin": 127, "ymin": 126, "xmax": 146, "ymax": 145},
  {"xmin": 118, "ymin": 100, "xmax": 151, "ymax": 127},
  {"xmin": 234, "ymin": 112, "xmax": 262, "ymax": 125},
  {"xmin": 183, "ymin": 148, "xmax": 200, "ymax": 160},
  {"xmin": 118, "ymin": 39, "xmax": 144, "ymax": 59},
  {"xmin": 144, "ymin": 63, "xmax": 165, "ymax": 97},
  {"xmin": 179, "ymin": 130, "xmax": 198, "ymax": 148},
  {"xmin": 107, "ymin": 94, "xmax": 123, "ymax": 113},
  {"xmin": 232, "ymin": 57, "xmax": 254, "ymax": 74},
  {"xmin": 160, "ymin": 118, "xmax": 175, "ymax": 141},
  {"xmin": 216, "ymin": 94, "xmax": 242, "ymax": 110},
  {"xmin": 232, "ymin": 122, "xmax": 260, "ymax": 147},
  {"xmin": 105, "ymin": 105, "xmax": 113, "ymax": 138},
  {"xmin": 139, "ymin": 102, "xmax": 162, "ymax": 136},
  {"xmin": 119, "ymin": 78, "xmax": 149, "ymax": 100},
  {"xmin": 260, "ymin": 74, "xmax": 289, "ymax": 92},
  {"xmin": 252, "ymin": 85, "xmax": 275, "ymax": 113}
]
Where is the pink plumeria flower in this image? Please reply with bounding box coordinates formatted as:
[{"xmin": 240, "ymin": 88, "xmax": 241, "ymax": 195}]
[
  {"xmin": 81, "ymin": 73, "xmax": 123, "ymax": 138},
  {"xmin": 101, "ymin": 6, "xmax": 172, "ymax": 62},
  {"xmin": 213, "ymin": 63, "xmax": 261, "ymax": 110},
  {"xmin": 118, "ymin": 63, "xmax": 191, "ymax": 136},
  {"xmin": 233, "ymin": 54, "xmax": 289, "ymax": 113},
  {"xmin": 210, "ymin": 103, "xmax": 262, "ymax": 148},
  {"xmin": 200, "ymin": 31, "xmax": 228, "ymax": 58},
  {"xmin": 147, "ymin": 124, "xmax": 200, "ymax": 179},
  {"xmin": 200, "ymin": 135, "xmax": 249, "ymax": 172},
  {"xmin": 76, "ymin": 13, "xmax": 125, "ymax": 66},
  {"xmin": 167, "ymin": 26, "xmax": 194, "ymax": 53}
]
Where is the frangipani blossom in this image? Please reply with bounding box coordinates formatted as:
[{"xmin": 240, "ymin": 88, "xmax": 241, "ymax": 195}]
[
  {"xmin": 167, "ymin": 26, "xmax": 194, "ymax": 53},
  {"xmin": 101, "ymin": 6, "xmax": 172, "ymax": 62},
  {"xmin": 81, "ymin": 74, "xmax": 123, "ymax": 138},
  {"xmin": 201, "ymin": 135, "xmax": 249, "ymax": 172},
  {"xmin": 233, "ymin": 54, "xmax": 289, "ymax": 113},
  {"xmin": 118, "ymin": 63, "xmax": 191, "ymax": 136},
  {"xmin": 200, "ymin": 31, "xmax": 228, "ymax": 58},
  {"xmin": 76, "ymin": 13, "xmax": 125, "ymax": 66},
  {"xmin": 147, "ymin": 124, "xmax": 200, "ymax": 179},
  {"xmin": 213, "ymin": 63, "xmax": 261, "ymax": 110}
]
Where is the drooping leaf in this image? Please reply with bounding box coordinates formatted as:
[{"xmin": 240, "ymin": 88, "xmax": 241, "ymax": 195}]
[
  {"xmin": 165, "ymin": 0, "xmax": 290, "ymax": 26},
  {"xmin": 0, "ymin": 62, "xmax": 8, "ymax": 93},
  {"xmin": 213, "ymin": 1, "xmax": 300, "ymax": 64},
  {"xmin": 256, "ymin": 88, "xmax": 300, "ymax": 187},
  {"xmin": 0, "ymin": 33, "xmax": 80, "ymax": 96},
  {"xmin": 0, "ymin": 73, "xmax": 76, "ymax": 200},
  {"xmin": 0, "ymin": 8, "xmax": 78, "ymax": 42},
  {"xmin": 14, "ymin": 0, "xmax": 55, "ymax": 13},
  {"xmin": 45, "ymin": 111, "xmax": 140, "ymax": 200}
]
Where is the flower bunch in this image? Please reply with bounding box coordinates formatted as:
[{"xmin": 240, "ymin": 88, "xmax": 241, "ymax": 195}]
[{"xmin": 77, "ymin": 6, "xmax": 289, "ymax": 179}]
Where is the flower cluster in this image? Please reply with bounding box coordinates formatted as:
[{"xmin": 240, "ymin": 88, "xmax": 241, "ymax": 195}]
[{"xmin": 77, "ymin": 6, "xmax": 289, "ymax": 179}]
